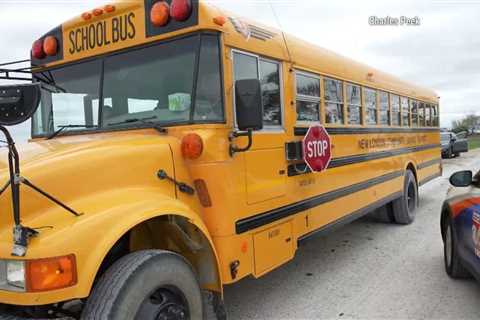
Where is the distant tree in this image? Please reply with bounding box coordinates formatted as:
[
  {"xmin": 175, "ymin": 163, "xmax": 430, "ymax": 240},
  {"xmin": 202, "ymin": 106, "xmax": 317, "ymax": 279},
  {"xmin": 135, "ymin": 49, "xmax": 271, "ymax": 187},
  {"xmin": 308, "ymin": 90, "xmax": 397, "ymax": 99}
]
[{"xmin": 452, "ymin": 114, "xmax": 480, "ymax": 135}]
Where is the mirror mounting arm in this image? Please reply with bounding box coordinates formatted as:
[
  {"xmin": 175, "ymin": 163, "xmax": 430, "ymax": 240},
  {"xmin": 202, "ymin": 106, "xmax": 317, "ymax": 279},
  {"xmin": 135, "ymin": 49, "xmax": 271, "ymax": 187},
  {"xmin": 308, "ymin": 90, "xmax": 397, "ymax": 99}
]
[{"xmin": 229, "ymin": 129, "xmax": 253, "ymax": 157}]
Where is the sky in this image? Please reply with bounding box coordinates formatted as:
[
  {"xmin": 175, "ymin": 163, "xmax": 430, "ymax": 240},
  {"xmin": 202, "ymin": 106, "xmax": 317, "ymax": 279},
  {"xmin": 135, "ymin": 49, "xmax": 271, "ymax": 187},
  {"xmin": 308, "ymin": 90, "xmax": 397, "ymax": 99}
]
[{"xmin": 0, "ymin": 0, "xmax": 478, "ymax": 141}]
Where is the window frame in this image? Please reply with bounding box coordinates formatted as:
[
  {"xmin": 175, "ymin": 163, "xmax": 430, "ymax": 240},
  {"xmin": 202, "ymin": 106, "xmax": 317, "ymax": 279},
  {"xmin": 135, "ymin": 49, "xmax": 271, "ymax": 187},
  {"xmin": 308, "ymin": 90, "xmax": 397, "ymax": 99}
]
[
  {"xmin": 294, "ymin": 70, "xmax": 321, "ymax": 124},
  {"xmin": 231, "ymin": 48, "xmax": 285, "ymax": 131}
]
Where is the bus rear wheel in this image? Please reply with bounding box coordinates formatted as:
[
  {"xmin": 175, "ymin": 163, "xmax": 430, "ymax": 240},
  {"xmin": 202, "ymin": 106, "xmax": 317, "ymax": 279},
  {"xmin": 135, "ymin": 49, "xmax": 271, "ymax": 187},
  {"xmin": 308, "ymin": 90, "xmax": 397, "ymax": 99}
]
[
  {"xmin": 392, "ymin": 170, "xmax": 418, "ymax": 225},
  {"xmin": 82, "ymin": 250, "xmax": 203, "ymax": 320}
]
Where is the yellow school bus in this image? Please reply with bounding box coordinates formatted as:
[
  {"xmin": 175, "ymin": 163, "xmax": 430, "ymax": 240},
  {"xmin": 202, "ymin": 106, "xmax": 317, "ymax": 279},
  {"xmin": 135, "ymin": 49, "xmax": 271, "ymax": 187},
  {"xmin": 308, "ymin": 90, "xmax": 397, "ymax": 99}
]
[{"xmin": 0, "ymin": 0, "xmax": 441, "ymax": 318}]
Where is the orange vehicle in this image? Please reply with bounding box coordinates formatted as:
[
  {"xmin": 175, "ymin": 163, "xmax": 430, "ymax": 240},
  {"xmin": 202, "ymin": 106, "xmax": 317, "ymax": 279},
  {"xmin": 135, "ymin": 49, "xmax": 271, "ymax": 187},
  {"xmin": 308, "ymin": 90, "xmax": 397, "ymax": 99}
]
[{"xmin": 0, "ymin": 0, "xmax": 441, "ymax": 319}]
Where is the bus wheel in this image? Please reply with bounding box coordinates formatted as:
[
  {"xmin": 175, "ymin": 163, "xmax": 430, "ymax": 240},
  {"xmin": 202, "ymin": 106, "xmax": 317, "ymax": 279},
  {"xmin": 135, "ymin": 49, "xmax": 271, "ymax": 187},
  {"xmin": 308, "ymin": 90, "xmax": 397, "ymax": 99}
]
[
  {"xmin": 82, "ymin": 250, "xmax": 203, "ymax": 320},
  {"xmin": 392, "ymin": 170, "xmax": 418, "ymax": 225}
]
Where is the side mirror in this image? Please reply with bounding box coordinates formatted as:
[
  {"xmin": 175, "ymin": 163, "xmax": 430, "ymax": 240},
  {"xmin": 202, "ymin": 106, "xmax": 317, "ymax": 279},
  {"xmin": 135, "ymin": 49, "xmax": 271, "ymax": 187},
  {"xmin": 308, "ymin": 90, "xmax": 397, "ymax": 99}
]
[
  {"xmin": 0, "ymin": 83, "xmax": 41, "ymax": 126},
  {"xmin": 235, "ymin": 79, "xmax": 263, "ymax": 131},
  {"xmin": 450, "ymin": 170, "xmax": 473, "ymax": 187}
]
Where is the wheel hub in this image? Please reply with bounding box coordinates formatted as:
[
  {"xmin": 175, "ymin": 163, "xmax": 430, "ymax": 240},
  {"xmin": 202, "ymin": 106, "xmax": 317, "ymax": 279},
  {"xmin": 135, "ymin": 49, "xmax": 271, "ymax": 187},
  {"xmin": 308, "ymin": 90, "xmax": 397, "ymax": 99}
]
[{"xmin": 137, "ymin": 288, "xmax": 188, "ymax": 320}]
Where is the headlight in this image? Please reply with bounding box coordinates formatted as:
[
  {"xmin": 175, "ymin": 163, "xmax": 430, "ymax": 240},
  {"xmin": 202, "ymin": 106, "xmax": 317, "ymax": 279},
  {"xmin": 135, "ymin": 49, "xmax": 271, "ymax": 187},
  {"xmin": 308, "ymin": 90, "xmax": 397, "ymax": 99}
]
[
  {"xmin": 0, "ymin": 260, "xmax": 26, "ymax": 292},
  {"xmin": 6, "ymin": 260, "xmax": 25, "ymax": 290}
]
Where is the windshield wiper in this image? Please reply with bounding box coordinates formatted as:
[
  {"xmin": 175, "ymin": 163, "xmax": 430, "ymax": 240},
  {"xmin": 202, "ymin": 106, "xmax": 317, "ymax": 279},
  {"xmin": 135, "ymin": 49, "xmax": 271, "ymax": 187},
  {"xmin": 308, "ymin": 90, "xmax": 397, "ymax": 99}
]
[
  {"xmin": 46, "ymin": 125, "xmax": 96, "ymax": 140},
  {"xmin": 107, "ymin": 117, "xmax": 167, "ymax": 133}
]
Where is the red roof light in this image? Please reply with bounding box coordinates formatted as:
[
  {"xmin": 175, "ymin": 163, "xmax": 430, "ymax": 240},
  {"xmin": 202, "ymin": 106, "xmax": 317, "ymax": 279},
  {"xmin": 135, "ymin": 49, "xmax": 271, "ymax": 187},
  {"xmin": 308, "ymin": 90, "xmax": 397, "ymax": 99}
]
[
  {"xmin": 170, "ymin": 0, "xmax": 192, "ymax": 22},
  {"xmin": 32, "ymin": 40, "xmax": 46, "ymax": 60}
]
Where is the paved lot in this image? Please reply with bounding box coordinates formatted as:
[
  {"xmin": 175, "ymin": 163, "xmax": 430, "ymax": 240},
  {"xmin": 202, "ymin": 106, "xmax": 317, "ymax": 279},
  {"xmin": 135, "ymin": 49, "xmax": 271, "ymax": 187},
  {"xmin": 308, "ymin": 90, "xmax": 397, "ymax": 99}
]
[{"xmin": 224, "ymin": 149, "xmax": 480, "ymax": 319}]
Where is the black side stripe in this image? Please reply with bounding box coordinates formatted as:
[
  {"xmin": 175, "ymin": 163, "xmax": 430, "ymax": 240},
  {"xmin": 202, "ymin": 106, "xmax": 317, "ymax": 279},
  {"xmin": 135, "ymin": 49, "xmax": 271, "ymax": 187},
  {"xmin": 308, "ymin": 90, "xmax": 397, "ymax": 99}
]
[
  {"xmin": 298, "ymin": 191, "xmax": 403, "ymax": 244},
  {"xmin": 417, "ymin": 158, "xmax": 442, "ymax": 170},
  {"xmin": 236, "ymin": 170, "xmax": 404, "ymax": 234},
  {"xmin": 288, "ymin": 144, "xmax": 441, "ymax": 177},
  {"xmin": 294, "ymin": 127, "xmax": 440, "ymax": 136}
]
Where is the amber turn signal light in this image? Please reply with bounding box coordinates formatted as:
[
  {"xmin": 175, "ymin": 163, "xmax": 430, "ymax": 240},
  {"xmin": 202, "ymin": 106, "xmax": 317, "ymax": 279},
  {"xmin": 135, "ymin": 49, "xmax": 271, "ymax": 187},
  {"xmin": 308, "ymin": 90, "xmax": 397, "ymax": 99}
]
[
  {"xmin": 151, "ymin": 1, "xmax": 170, "ymax": 27},
  {"xmin": 93, "ymin": 8, "xmax": 104, "ymax": 16},
  {"xmin": 213, "ymin": 16, "xmax": 227, "ymax": 26},
  {"xmin": 181, "ymin": 133, "xmax": 203, "ymax": 160},
  {"xmin": 26, "ymin": 255, "xmax": 77, "ymax": 292},
  {"xmin": 43, "ymin": 36, "xmax": 58, "ymax": 56},
  {"xmin": 194, "ymin": 179, "xmax": 212, "ymax": 207},
  {"xmin": 81, "ymin": 12, "xmax": 92, "ymax": 20},
  {"xmin": 104, "ymin": 5, "xmax": 116, "ymax": 13}
]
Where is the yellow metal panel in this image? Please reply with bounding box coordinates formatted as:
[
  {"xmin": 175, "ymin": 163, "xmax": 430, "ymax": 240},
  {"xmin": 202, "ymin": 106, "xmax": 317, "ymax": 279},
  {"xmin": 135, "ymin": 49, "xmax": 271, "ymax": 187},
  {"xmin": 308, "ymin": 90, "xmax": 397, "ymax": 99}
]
[
  {"xmin": 245, "ymin": 148, "xmax": 286, "ymax": 204},
  {"xmin": 253, "ymin": 221, "xmax": 294, "ymax": 276}
]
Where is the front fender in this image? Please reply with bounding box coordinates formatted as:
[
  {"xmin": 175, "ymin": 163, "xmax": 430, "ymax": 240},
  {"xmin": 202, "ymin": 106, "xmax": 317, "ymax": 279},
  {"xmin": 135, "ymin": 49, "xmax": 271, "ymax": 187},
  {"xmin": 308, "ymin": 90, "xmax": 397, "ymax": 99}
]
[{"xmin": 0, "ymin": 188, "xmax": 220, "ymax": 306}]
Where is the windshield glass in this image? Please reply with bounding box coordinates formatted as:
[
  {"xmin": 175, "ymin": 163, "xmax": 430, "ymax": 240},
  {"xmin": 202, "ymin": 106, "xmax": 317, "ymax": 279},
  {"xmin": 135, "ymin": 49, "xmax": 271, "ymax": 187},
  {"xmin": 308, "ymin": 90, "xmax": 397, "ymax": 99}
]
[{"xmin": 32, "ymin": 33, "xmax": 223, "ymax": 137}]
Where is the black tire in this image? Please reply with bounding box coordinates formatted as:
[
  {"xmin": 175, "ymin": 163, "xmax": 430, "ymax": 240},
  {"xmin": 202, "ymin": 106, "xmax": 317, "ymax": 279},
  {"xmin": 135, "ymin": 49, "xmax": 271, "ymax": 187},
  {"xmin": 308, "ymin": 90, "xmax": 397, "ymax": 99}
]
[
  {"xmin": 447, "ymin": 147, "xmax": 453, "ymax": 159},
  {"xmin": 392, "ymin": 170, "xmax": 418, "ymax": 225},
  {"xmin": 444, "ymin": 218, "xmax": 470, "ymax": 278},
  {"xmin": 82, "ymin": 250, "xmax": 203, "ymax": 320},
  {"xmin": 455, "ymin": 153, "xmax": 460, "ymax": 158}
]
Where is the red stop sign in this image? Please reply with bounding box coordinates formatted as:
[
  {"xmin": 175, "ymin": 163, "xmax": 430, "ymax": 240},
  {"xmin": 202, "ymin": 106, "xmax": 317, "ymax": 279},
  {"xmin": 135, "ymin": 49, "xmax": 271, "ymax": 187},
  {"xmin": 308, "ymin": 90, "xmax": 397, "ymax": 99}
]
[{"xmin": 302, "ymin": 125, "xmax": 332, "ymax": 173}]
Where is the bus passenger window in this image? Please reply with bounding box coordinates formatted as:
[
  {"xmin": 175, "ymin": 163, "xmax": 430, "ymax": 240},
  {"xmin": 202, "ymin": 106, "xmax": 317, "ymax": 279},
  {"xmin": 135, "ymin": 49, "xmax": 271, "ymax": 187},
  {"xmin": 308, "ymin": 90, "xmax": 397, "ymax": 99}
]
[
  {"xmin": 260, "ymin": 60, "xmax": 282, "ymax": 127},
  {"xmin": 401, "ymin": 97, "xmax": 409, "ymax": 126},
  {"xmin": 425, "ymin": 104, "xmax": 431, "ymax": 127},
  {"xmin": 347, "ymin": 83, "xmax": 361, "ymax": 125},
  {"xmin": 364, "ymin": 88, "xmax": 377, "ymax": 125},
  {"xmin": 295, "ymin": 73, "xmax": 320, "ymax": 122},
  {"xmin": 432, "ymin": 105, "xmax": 439, "ymax": 127},
  {"xmin": 379, "ymin": 91, "xmax": 389, "ymax": 125},
  {"xmin": 411, "ymin": 100, "xmax": 418, "ymax": 127},
  {"xmin": 390, "ymin": 94, "xmax": 400, "ymax": 126},
  {"xmin": 324, "ymin": 78, "xmax": 344, "ymax": 124},
  {"xmin": 418, "ymin": 102, "xmax": 425, "ymax": 126}
]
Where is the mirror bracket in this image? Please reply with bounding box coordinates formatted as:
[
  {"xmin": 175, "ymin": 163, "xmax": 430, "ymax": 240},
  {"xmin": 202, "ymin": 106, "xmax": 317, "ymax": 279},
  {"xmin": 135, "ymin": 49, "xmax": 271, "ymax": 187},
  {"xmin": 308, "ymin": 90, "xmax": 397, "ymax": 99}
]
[{"xmin": 229, "ymin": 129, "xmax": 253, "ymax": 157}]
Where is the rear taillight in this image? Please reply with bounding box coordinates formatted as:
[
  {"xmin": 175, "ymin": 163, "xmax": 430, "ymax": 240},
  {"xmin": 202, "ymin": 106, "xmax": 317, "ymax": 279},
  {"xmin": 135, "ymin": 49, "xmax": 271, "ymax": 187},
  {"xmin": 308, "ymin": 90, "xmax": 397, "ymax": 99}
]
[
  {"xmin": 170, "ymin": 0, "xmax": 192, "ymax": 21},
  {"xmin": 150, "ymin": 1, "xmax": 170, "ymax": 27}
]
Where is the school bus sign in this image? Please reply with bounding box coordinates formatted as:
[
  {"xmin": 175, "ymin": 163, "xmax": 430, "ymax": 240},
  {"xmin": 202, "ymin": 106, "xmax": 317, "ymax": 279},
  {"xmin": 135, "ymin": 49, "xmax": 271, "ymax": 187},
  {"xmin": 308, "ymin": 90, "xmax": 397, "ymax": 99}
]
[{"xmin": 303, "ymin": 125, "xmax": 332, "ymax": 173}]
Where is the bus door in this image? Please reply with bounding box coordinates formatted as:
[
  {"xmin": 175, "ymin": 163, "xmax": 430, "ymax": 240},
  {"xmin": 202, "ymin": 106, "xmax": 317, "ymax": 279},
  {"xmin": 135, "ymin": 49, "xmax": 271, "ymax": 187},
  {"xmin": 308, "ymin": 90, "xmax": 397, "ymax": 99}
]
[{"xmin": 232, "ymin": 50, "xmax": 287, "ymax": 205}]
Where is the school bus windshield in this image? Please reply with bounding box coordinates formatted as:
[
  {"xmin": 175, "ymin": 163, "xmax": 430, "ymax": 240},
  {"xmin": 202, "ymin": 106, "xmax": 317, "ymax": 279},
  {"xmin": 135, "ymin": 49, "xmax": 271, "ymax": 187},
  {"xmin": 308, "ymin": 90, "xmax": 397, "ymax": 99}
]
[{"xmin": 32, "ymin": 33, "xmax": 224, "ymax": 137}]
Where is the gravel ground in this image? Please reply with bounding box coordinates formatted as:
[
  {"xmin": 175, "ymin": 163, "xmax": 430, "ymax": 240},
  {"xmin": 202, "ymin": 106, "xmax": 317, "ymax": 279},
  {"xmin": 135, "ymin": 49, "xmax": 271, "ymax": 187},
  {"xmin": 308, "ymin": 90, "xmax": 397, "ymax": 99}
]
[{"xmin": 224, "ymin": 149, "xmax": 480, "ymax": 320}]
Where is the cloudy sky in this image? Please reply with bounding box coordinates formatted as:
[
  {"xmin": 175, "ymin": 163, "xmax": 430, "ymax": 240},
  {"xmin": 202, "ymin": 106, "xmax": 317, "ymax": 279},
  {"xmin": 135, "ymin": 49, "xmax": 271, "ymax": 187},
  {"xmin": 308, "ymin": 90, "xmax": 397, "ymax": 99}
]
[{"xmin": 0, "ymin": 0, "xmax": 478, "ymax": 141}]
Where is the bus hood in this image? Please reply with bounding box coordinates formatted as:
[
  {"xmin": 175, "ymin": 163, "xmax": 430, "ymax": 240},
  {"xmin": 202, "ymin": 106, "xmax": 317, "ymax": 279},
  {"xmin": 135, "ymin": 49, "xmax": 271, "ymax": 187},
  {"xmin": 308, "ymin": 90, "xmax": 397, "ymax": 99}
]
[{"xmin": 0, "ymin": 130, "xmax": 178, "ymax": 245}]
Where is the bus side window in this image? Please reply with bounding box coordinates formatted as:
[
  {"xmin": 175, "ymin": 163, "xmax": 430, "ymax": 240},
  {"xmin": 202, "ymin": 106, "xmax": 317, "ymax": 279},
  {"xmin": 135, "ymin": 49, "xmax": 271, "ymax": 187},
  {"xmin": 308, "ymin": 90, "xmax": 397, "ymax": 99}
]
[
  {"xmin": 347, "ymin": 83, "xmax": 362, "ymax": 125},
  {"xmin": 295, "ymin": 72, "xmax": 320, "ymax": 122},
  {"xmin": 411, "ymin": 100, "xmax": 418, "ymax": 127},
  {"xmin": 324, "ymin": 77, "xmax": 344, "ymax": 124},
  {"xmin": 233, "ymin": 51, "xmax": 282, "ymax": 128},
  {"xmin": 259, "ymin": 59, "xmax": 282, "ymax": 127},
  {"xmin": 401, "ymin": 97, "xmax": 409, "ymax": 127},
  {"xmin": 364, "ymin": 88, "xmax": 377, "ymax": 125},
  {"xmin": 425, "ymin": 104, "xmax": 431, "ymax": 127},
  {"xmin": 433, "ymin": 105, "xmax": 439, "ymax": 127},
  {"xmin": 390, "ymin": 94, "xmax": 400, "ymax": 126},
  {"xmin": 379, "ymin": 91, "xmax": 389, "ymax": 125},
  {"xmin": 418, "ymin": 102, "xmax": 425, "ymax": 127}
]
